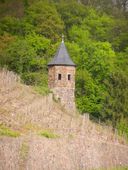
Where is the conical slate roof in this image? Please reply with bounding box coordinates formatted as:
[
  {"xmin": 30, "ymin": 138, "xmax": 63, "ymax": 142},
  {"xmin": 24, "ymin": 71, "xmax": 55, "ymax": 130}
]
[{"xmin": 48, "ymin": 41, "xmax": 76, "ymax": 67}]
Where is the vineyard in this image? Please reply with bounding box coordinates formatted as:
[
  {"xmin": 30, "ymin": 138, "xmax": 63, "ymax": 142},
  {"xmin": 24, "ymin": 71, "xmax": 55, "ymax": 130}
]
[{"xmin": 0, "ymin": 69, "xmax": 128, "ymax": 170}]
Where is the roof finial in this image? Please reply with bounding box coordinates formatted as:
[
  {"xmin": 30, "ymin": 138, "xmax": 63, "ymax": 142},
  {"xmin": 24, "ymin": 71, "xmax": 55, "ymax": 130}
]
[{"xmin": 62, "ymin": 34, "xmax": 64, "ymax": 43}]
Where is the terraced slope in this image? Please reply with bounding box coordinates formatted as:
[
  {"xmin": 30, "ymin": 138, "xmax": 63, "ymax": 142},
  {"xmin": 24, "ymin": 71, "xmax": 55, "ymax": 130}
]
[{"xmin": 0, "ymin": 69, "xmax": 128, "ymax": 170}]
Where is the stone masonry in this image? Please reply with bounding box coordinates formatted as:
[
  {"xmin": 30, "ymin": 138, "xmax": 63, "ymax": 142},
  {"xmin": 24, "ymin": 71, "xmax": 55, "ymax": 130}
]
[
  {"xmin": 48, "ymin": 37, "xmax": 76, "ymax": 112},
  {"xmin": 48, "ymin": 65, "xmax": 76, "ymax": 111}
]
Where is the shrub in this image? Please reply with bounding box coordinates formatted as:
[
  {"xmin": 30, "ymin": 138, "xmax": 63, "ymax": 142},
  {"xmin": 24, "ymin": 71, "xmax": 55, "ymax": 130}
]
[
  {"xmin": 34, "ymin": 85, "xmax": 51, "ymax": 96},
  {"xmin": 39, "ymin": 130, "xmax": 60, "ymax": 139},
  {"xmin": 0, "ymin": 124, "xmax": 20, "ymax": 137}
]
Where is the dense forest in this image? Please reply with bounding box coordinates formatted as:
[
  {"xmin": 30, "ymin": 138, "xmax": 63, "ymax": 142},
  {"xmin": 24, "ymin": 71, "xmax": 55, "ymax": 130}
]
[{"xmin": 0, "ymin": 0, "xmax": 128, "ymax": 136}]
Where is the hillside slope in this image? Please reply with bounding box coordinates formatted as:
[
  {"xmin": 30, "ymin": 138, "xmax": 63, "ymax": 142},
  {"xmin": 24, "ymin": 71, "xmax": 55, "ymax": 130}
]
[{"xmin": 0, "ymin": 69, "xmax": 128, "ymax": 170}]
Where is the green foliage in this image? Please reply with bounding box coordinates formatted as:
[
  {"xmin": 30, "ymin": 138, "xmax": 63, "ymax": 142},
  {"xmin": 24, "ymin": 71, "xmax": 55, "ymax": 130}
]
[
  {"xmin": 67, "ymin": 28, "xmax": 115, "ymax": 118},
  {"xmin": 110, "ymin": 19, "xmax": 128, "ymax": 51},
  {"xmin": 34, "ymin": 85, "xmax": 50, "ymax": 96},
  {"xmin": 68, "ymin": 25, "xmax": 115, "ymax": 81},
  {"xmin": 101, "ymin": 49, "xmax": 128, "ymax": 127},
  {"xmin": 68, "ymin": 25, "xmax": 91, "ymax": 46},
  {"xmin": 82, "ymin": 8, "xmax": 115, "ymax": 41},
  {"xmin": 39, "ymin": 130, "xmax": 60, "ymax": 139},
  {"xmin": 0, "ymin": 0, "xmax": 128, "ymax": 137},
  {"xmin": 56, "ymin": 1, "xmax": 86, "ymax": 30},
  {"xmin": 23, "ymin": 0, "xmax": 29, "ymax": 9},
  {"xmin": 103, "ymin": 71, "xmax": 128, "ymax": 126},
  {"xmin": 22, "ymin": 72, "xmax": 47, "ymax": 85},
  {"xmin": 1, "ymin": 33, "xmax": 51, "ymax": 88},
  {"xmin": 25, "ymin": 32, "xmax": 51, "ymax": 55},
  {"xmin": 25, "ymin": 1, "xmax": 64, "ymax": 41},
  {"xmin": 117, "ymin": 118, "xmax": 128, "ymax": 140},
  {"xmin": 83, "ymin": 41, "xmax": 115, "ymax": 82},
  {"xmin": 0, "ymin": 124, "xmax": 20, "ymax": 137},
  {"xmin": 0, "ymin": 32, "xmax": 16, "ymax": 66},
  {"xmin": 0, "ymin": 16, "xmax": 19, "ymax": 35},
  {"xmin": 76, "ymin": 69, "xmax": 105, "ymax": 116},
  {"xmin": 3, "ymin": 38, "xmax": 36, "ymax": 74}
]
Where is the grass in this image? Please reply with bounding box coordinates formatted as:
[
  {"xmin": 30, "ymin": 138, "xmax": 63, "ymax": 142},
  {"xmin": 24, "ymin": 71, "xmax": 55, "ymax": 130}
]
[
  {"xmin": 20, "ymin": 142, "xmax": 29, "ymax": 160},
  {"xmin": 39, "ymin": 130, "xmax": 60, "ymax": 139},
  {"xmin": 0, "ymin": 124, "xmax": 20, "ymax": 137},
  {"xmin": 34, "ymin": 85, "xmax": 51, "ymax": 96}
]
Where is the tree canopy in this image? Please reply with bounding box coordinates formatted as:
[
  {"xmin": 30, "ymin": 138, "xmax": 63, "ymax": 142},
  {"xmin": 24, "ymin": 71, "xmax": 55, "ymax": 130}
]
[{"xmin": 0, "ymin": 0, "xmax": 128, "ymax": 137}]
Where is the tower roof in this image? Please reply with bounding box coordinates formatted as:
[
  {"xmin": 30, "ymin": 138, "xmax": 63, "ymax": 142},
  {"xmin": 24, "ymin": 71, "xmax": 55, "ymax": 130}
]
[{"xmin": 48, "ymin": 39, "xmax": 76, "ymax": 67}]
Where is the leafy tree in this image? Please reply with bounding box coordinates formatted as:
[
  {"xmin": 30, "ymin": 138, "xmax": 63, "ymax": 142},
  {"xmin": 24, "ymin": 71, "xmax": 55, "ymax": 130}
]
[
  {"xmin": 0, "ymin": 16, "xmax": 34, "ymax": 35},
  {"xmin": 103, "ymin": 71, "xmax": 128, "ymax": 126},
  {"xmin": 68, "ymin": 25, "xmax": 115, "ymax": 82},
  {"xmin": 23, "ymin": 0, "xmax": 29, "ymax": 9},
  {"xmin": 67, "ymin": 40, "xmax": 114, "ymax": 116},
  {"xmin": 25, "ymin": 1, "xmax": 64, "ymax": 41},
  {"xmin": 0, "ymin": 0, "xmax": 128, "ymax": 134},
  {"xmin": 110, "ymin": 19, "xmax": 128, "ymax": 51},
  {"xmin": 0, "ymin": 16, "xmax": 20, "ymax": 35},
  {"xmin": 1, "ymin": 34, "xmax": 51, "ymax": 86},
  {"xmin": 68, "ymin": 25, "xmax": 91, "ymax": 46},
  {"xmin": 56, "ymin": 1, "xmax": 86, "ymax": 31},
  {"xmin": 25, "ymin": 32, "xmax": 51, "ymax": 55},
  {"xmin": 3, "ymin": 38, "xmax": 36, "ymax": 74},
  {"xmin": 102, "ymin": 48, "xmax": 128, "ymax": 126},
  {"xmin": 82, "ymin": 9, "xmax": 115, "ymax": 41},
  {"xmin": 117, "ymin": 118, "xmax": 128, "ymax": 139},
  {"xmin": 76, "ymin": 69, "xmax": 104, "ymax": 116},
  {"xmin": 0, "ymin": 33, "xmax": 16, "ymax": 66}
]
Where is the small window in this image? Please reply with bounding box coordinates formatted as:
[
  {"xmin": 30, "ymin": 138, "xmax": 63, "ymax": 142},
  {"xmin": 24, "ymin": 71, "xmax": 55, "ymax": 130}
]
[
  {"xmin": 58, "ymin": 74, "xmax": 61, "ymax": 80},
  {"xmin": 68, "ymin": 74, "xmax": 71, "ymax": 80}
]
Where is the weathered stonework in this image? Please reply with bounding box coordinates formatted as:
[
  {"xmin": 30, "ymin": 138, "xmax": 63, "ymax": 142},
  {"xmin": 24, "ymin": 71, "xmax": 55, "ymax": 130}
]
[
  {"xmin": 48, "ymin": 65, "xmax": 76, "ymax": 111},
  {"xmin": 48, "ymin": 39, "xmax": 76, "ymax": 112}
]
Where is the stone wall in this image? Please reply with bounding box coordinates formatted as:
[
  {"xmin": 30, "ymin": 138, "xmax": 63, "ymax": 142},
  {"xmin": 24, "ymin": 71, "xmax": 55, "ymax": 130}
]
[{"xmin": 48, "ymin": 65, "xmax": 76, "ymax": 111}]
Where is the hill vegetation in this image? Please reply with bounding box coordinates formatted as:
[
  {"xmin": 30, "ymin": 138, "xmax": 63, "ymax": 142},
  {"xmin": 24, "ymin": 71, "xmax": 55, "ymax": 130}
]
[
  {"xmin": 0, "ymin": 69, "xmax": 128, "ymax": 170},
  {"xmin": 0, "ymin": 0, "xmax": 128, "ymax": 138}
]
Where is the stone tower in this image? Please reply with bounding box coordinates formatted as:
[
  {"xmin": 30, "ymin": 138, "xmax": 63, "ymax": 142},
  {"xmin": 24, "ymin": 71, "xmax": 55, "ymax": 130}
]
[{"xmin": 48, "ymin": 37, "xmax": 76, "ymax": 111}]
